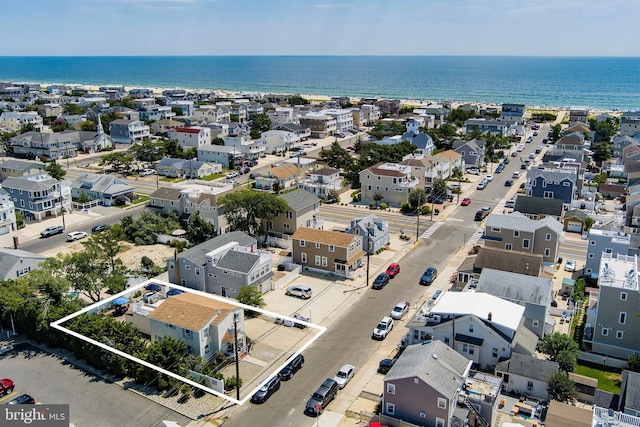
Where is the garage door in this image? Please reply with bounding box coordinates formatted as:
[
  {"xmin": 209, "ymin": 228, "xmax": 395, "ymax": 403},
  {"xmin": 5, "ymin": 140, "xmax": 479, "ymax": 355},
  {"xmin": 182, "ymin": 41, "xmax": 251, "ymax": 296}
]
[{"xmin": 566, "ymin": 221, "xmax": 582, "ymax": 233}]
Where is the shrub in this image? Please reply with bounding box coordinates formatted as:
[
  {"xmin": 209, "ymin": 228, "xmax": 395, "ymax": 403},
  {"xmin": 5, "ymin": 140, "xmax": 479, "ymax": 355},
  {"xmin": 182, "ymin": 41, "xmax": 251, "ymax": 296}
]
[
  {"xmin": 379, "ymin": 203, "xmax": 387, "ymax": 209},
  {"xmin": 224, "ymin": 376, "xmax": 243, "ymax": 392},
  {"xmin": 400, "ymin": 203, "xmax": 410, "ymax": 213}
]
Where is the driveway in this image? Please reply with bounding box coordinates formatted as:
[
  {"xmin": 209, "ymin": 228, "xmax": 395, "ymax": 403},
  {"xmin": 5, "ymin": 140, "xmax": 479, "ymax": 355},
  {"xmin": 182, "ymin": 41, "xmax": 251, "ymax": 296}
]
[{"xmin": 0, "ymin": 343, "xmax": 190, "ymax": 427}]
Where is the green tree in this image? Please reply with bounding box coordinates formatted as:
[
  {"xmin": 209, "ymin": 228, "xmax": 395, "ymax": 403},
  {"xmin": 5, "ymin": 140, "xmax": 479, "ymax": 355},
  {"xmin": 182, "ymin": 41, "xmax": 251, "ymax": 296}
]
[
  {"xmin": 64, "ymin": 104, "xmax": 86, "ymax": 115},
  {"xmin": 373, "ymin": 193, "xmax": 383, "ymax": 208},
  {"xmin": 408, "ymin": 189, "xmax": 427, "ymax": 212},
  {"xmin": 186, "ymin": 215, "xmax": 217, "ymax": 245},
  {"xmin": 163, "ymin": 139, "xmax": 184, "ymax": 158},
  {"xmin": 288, "ymin": 95, "xmax": 309, "ymax": 106},
  {"xmin": 212, "ymin": 137, "xmax": 225, "ymax": 146},
  {"xmin": 80, "ymin": 121, "xmax": 97, "ymax": 132},
  {"xmin": 592, "ymin": 142, "xmax": 612, "ymax": 164},
  {"xmin": 82, "ymin": 226, "xmax": 125, "ymax": 274},
  {"xmin": 237, "ymin": 286, "xmax": 265, "ymax": 308},
  {"xmin": 628, "ymin": 354, "xmax": 640, "ymax": 373},
  {"xmin": 59, "ymin": 250, "xmax": 108, "ymax": 302},
  {"xmin": 249, "ymin": 113, "xmax": 272, "ymax": 133},
  {"xmin": 547, "ymin": 372, "xmax": 577, "ymax": 403},
  {"xmin": 539, "ymin": 332, "xmax": 579, "ymax": 362},
  {"xmin": 589, "ymin": 118, "xmax": 618, "ymax": 143},
  {"xmin": 431, "ymin": 177, "xmax": 448, "ymax": 199},
  {"xmin": 551, "ymin": 124, "xmax": 562, "ymax": 142},
  {"xmin": 584, "ymin": 217, "xmax": 595, "ymax": 231},
  {"xmin": 219, "ymin": 189, "xmax": 289, "ymax": 239},
  {"xmin": 272, "ymin": 181, "xmax": 281, "ymax": 194},
  {"xmin": 100, "ymin": 112, "xmax": 121, "ymax": 134},
  {"xmin": 319, "ymin": 141, "xmax": 354, "ymax": 171},
  {"xmin": 557, "ymin": 349, "xmax": 577, "ymax": 373},
  {"xmin": 101, "ymin": 151, "xmax": 135, "ymax": 175},
  {"xmin": 129, "ymin": 138, "xmax": 165, "ymax": 163},
  {"xmin": 44, "ymin": 160, "xmax": 66, "ymax": 180}
]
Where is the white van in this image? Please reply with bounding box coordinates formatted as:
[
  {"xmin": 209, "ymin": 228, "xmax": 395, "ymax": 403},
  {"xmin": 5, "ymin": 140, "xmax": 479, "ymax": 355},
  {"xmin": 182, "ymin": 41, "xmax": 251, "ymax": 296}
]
[{"xmin": 512, "ymin": 171, "xmax": 521, "ymax": 179}]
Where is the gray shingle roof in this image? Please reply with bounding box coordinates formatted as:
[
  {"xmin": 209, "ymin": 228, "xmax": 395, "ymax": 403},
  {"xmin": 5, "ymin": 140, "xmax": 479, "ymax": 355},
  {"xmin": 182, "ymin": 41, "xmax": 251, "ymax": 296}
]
[
  {"xmin": 621, "ymin": 370, "xmax": 640, "ymax": 412},
  {"xmin": 474, "ymin": 247, "xmax": 543, "ymax": 276},
  {"xmin": 511, "ymin": 319, "xmax": 539, "ymax": 356},
  {"xmin": 158, "ymin": 157, "xmax": 208, "ymax": 170},
  {"xmin": 514, "ymin": 196, "xmax": 564, "ymax": 216},
  {"xmin": 71, "ymin": 173, "xmax": 134, "ymax": 195},
  {"xmin": 0, "ymin": 248, "xmax": 46, "ymax": 279},
  {"xmin": 1, "ymin": 175, "xmax": 57, "ymax": 191},
  {"xmin": 215, "ymin": 250, "xmax": 259, "ymax": 274},
  {"xmin": 564, "ymin": 209, "xmax": 588, "ymax": 221},
  {"xmin": 176, "ymin": 231, "xmax": 256, "ymax": 267},
  {"xmin": 496, "ymin": 353, "xmax": 559, "ymax": 383},
  {"xmin": 486, "ymin": 211, "xmax": 563, "ymax": 236},
  {"xmin": 385, "ymin": 341, "xmax": 471, "ymax": 398},
  {"xmin": 526, "ymin": 168, "xmax": 577, "ymax": 185},
  {"xmin": 279, "ymin": 189, "xmax": 319, "ymax": 212},
  {"xmin": 0, "ymin": 159, "xmax": 44, "ymax": 171},
  {"xmin": 477, "ymin": 269, "xmax": 552, "ymax": 306}
]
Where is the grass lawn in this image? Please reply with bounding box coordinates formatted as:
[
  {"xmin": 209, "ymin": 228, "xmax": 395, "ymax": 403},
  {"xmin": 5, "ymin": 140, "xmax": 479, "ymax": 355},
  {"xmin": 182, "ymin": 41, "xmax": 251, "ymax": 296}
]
[
  {"xmin": 201, "ymin": 173, "xmax": 225, "ymax": 181},
  {"xmin": 575, "ymin": 362, "xmax": 621, "ymax": 394},
  {"xmin": 159, "ymin": 177, "xmax": 183, "ymax": 183}
]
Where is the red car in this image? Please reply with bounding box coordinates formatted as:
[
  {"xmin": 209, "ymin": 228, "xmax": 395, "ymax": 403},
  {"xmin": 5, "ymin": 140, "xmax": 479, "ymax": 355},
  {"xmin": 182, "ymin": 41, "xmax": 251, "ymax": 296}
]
[
  {"xmin": 0, "ymin": 378, "xmax": 15, "ymax": 395},
  {"xmin": 385, "ymin": 263, "xmax": 400, "ymax": 278},
  {"xmin": 461, "ymin": 198, "xmax": 471, "ymax": 206}
]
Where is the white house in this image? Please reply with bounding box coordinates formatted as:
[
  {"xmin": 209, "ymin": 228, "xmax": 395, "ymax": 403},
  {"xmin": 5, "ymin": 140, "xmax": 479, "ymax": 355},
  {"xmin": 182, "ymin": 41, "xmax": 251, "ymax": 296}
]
[
  {"xmin": 0, "ymin": 111, "xmax": 43, "ymax": 132},
  {"xmin": 167, "ymin": 126, "xmax": 211, "ymax": 149}
]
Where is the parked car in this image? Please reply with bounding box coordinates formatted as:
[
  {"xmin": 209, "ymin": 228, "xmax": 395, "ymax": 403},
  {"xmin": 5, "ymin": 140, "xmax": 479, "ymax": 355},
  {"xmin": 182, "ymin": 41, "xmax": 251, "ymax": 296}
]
[
  {"xmin": 333, "ymin": 364, "xmax": 355, "ymax": 389},
  {"xmin": 293, "ymin": 313, "xmax": 310, "ymax": 329},
  {"xmin": 533, "ymin": 131, "xmax": 539, "ymax": 136},
  {"xmin": 474, "ymin": 207, "xmax": 491, "ymax": 221},
  {"xmin": 511, "ymin": 151, "xmax": 518, "ymax": 157},
  {"xmin": 0, "ymin": 378, "xmax": 14, "ymax": 395},
  {"xmin": 226, "ymin": 171, "xmax": 238, "ymax": 179},
  {"xmin": 139, "ymin": 168, "xmax": 156, "ymax": 176},
  {"xmin": 91, "ymin": 223, "xmax": 109, "ymax": 233},
  {"xmin": 40, "ymin": 225, "xmax": 65, "ymax": 238},
  {"xmin": 535, "ymin": 145, "xmax": 544, "ymax": 154},
  {"xmin": 377, "ymin": 358, "xmax": 396, "ymax": 374},
  {"xmin": 385, "ymin": 263, "xmax": 400, "ymax": 278},
  {"xmin": 420, "ymin": 266, "xmax": 438, "ymax": 286},
  {"xmin": 466, "ymin": 167, "xmax": 480, "ymax": 175},
  {"xmin": 512, "ymin": 171, "xmax": 521, "ymax": 179},
  {"xmin": 504, "ymin": 179, "xmax": 514, "ymax": 187},
  {"xmin": 372, "ymin": 316, "xmax": 394, "ymax": 340},
  {"xmin": 485, "ymin": 174, "xmax": 494, "ymax": 182},
  {"xmin": 305, "ymin": 378, "xmax": 339, "ymax": 415},
  {"xmin": 66, "ymin": 231, "xmax": 88, "ymax": 241},
  {"xmin": 476, "ymin": 180, "xmax": 487, "ymax": 190},
  {"xmin": 372, "ymin": 273, "xmax": 390, "ymax": 290},
  {"xmin": 495, "ymin": 164, "xmax": 504, "ymax": 174},
  {"xmin": 285, "ymin": 285, "xmax": 312, "ymax": 299},
  {"xmin": 503, "ymin": 157, "xmax": 510, "ymax": 164},
  {"xmin": 460, "ymin": 197, "xmax": 471, "ymax": 206},
  {"xmin": 517, "ymin": 144, "xmax": 525, "ymax": 152},
  {"xmin": 251, "ymin": 376, "xmax": 281, "ymax": 404},
  {"xmin": 565, "ymin": 259, "xmax": 577, "ymax": 272},
  {"xmin": 390, "ymin": 301, "xmax": 410, "ymax": 320},
  {"xmin": 427, "ymin": 195, "xmax": 444, "ymax": 204},
  {"xmin": 432, "ymin": 289, "xmax": 443, "ymax": 300},
  {"xmin": 7, "ymin": 394, "xmax": 35, "ymax": 405},
  {"xmin": 278, "ymin": 353, "xmax": 304, "ymax": 381}
]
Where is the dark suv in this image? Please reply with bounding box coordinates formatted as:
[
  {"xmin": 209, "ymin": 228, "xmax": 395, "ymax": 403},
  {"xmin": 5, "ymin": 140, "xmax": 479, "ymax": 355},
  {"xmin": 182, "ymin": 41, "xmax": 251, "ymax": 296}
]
[
  {"xmin": 372, "ymin": 273, "xmax": 390, "ymax": 289},
  {"xmin": 278, "ymin": 353, "xmax": 304, "ymax": 381},
  {"xmin": 420, "ymin": 266, "xmax": 438, "ymax": 286},
  {"xmin": 250, "ymin": 376, "xmax": 280, "ymax": 404},
  {"xmin": 305, "ymin": 378, "xmax": 339, "ymax": 415},
  {"xmin": 7, "ymin": 394, "xmax": 35, "ymax": 405}
]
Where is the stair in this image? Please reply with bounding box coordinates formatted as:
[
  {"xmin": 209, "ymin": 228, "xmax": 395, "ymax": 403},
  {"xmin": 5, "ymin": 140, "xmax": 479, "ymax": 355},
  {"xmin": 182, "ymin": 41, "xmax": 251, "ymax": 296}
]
[{"xmin": 463, "ymin": 396, "xmax": 489, "ymax": 427}]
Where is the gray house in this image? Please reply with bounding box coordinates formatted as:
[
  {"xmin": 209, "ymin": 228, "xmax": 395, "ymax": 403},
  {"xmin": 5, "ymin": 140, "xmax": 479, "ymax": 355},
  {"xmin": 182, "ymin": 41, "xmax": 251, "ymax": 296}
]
[
  {"xmin": 167, "ymin": 231, "xmax": 273, "ymax": 298},
  {"xmin": 525, "ymin": 168, "xmax": 578, "ymax": 206},
  {"xmin": 495, "ymin": 353, "xmax": 560, "ymax": 401},
  {"xmin": 619, "ymin": 370, "xmax": 640, "ymax": 416},
  {"xmin": 0, "ymin": 247, "xmax": 46, "ymax": 280},
  {"xmin": 148, "ymin": 186, "xmax": 228, "ymax": 232},
  {"xmin": 585, "ymin": 228, "xmax": 631, "ymax": 279},
  {"xmin": 71, "ymin": 173, "xmax": 136, "ymax": 207},
  {"xmin": 0, "ymin": 159, "xmax": 45, "ymax": 181},
  {"xmin": 382, "ymin": 341, "xmax": 472, "ymax": 427},
  {"xmin": 346, "ymin": 214, "xmax": 390, "ymax": 254},
  {"xmin": 453, "ymin": 138, "xmax": 486, "ymax": 169},
  {"xmin": 476, "ymin": 268, "xmax": 553, "ymax": 338},
  {"xmin": 1, "ymin": 174, "xmax": 71, "ymax": 221},
  {"xmin": 156, "ymin": 157, "xmax": 220, "ymax": 179}
]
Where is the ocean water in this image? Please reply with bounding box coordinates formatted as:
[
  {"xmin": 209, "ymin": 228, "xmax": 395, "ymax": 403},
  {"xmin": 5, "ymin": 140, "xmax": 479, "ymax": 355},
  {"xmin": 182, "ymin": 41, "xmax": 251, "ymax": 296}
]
[{"xmin": 0, "ymin": 56, "xmax": 638, "ymax": 110}]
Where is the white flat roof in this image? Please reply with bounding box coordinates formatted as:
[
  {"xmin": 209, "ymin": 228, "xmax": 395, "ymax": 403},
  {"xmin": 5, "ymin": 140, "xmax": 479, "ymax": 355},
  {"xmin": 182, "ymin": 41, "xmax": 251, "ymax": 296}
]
[{"xmin": 431, "ymin": 292, "xmax": 525, "ymax": 332}]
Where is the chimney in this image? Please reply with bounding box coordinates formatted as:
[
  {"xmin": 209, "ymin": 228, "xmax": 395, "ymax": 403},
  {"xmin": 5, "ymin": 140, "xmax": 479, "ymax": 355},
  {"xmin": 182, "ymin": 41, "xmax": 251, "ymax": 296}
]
[{"xmin": 488, "ymin": 312, "xmax": 493, "ymax": 321}]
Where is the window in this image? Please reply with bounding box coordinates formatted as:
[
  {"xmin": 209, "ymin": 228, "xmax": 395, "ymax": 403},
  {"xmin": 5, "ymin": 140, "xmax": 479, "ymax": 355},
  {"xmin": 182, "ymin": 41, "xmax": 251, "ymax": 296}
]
[
  {"xmin": 386, "ymin": 383, "xmax": 395, "ymax": 394},
  {"xmin": 386, "ymin": 402, "xmax": 395, "ymax": 415},
  {"xmin": 301, "ymin": 253, "xmax": 307, "ymax": 263},
  {"xmin": 299, "ymin": 240, "xmax": 305, "ymax": 247},
  {"xmin": 437, "ymin": 398, "xmax": 447, "ymax": 409},
  {"xmin": 616, "ymin": 330, "xmax": 624, "ymax": 339},
  {"xmin": 315, "ymin": 242, "xmax": 320, "ymax": 249},
  {"xmin": 527, "ymin": 381, "xmax": 534, "ymax": 391},
  {"xmin": 420, "ymin": 411, "xmax": 427, "ymax": 419},
  {"xmin": 315, "ymin": 255, "xmax": 321, "ymax": 266},
  {"xmin": 329, "ymin": 245, "xmax": 335, "ymax": 252},
  {"xmin": 505, "ymin": 243, "xmax": 512, "ymax": 250},
  {"xmin": 491, "ymin": 227, "xmax": 501, "ymax": 232},
  {"xmin": 588, "ymin": 253, "xmax": 594, "ymax": 258},
  {"xmin": 414, "ymin": 378, "xmax": 419, "ymax": 384},
  {"xmin": 493, "ymin": 348, "xmax": 498, "ymax": 357},
  {"xmin": 619, "ymin": 312, "xmax": 627, "ymax": 324},
  {"xmin": 545, "ymin": 248, "xmax": 550, "ymax": 257},
  {"xmin": 469, "ymin": 345, "xmax": 475, "ymax": 355},
  {"xmin": 436, "ymin": 418, "xmax": 445, "ymax": 427},
  {"xmin": 514, "ymin": 230, "xmax": 520, "ymax": 237},
  {"xmin": 605, "ymin": 248, "xmax": 613, "ymax": 254},
  {"xmin": 532, "ymin": 320, "xmax": 539, "ymax": 327},
  {"xmin": 522, "ymin": 239, "xmax": 530, "ymax": 249},
  {"xmin": 620, "ymin": 292, "xmax": 628, "ymax": 301},
  {"xmin": 546, "ymin": 233, "xmax": 552, "ymax": 241},
  {"xmin": 601, "ymin": 328, "xmax": 609, "ymax": 336},
  {"xmin": 444, "ymin": 337, "xmax": 450, "ymax": 344},
  {"xmin": 590, "ymin": 240, "xmax": 596, "ymax": 245},
  {"xmin": 185, "ymin": 265, "xmax": 191, "ymax": 270},
  {"xmin": 322, "ymin": 256, "xmax": 328, "ymax": 267},
  {"xmin": 563, "ymin": 181, "xmax": 570, "ymax": 186},
  {"xmin": 469, "ymin": 324, "xmax": 474, "ymax": 333},
  {"xmin": 183, "ymin": 329, "xmax": 192, "ymax": 340},
  {"xmin": 195, "ymin": 268, "xmax": 200, "ymax": 276},
  {"xmin": 544, "ymin": 191, "xmax": 554, "ymax": 198}
]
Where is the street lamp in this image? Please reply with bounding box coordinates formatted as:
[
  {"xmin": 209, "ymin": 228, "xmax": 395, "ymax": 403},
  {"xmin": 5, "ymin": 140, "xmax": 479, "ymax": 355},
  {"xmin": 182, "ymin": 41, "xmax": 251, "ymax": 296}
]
[
  {"xmin": 233, "ymin": 312, "xmax": 241, "ymax": 401},
  {"xmin": 366, "ymin": 220, "xmax": 371, "ymax": 288}
]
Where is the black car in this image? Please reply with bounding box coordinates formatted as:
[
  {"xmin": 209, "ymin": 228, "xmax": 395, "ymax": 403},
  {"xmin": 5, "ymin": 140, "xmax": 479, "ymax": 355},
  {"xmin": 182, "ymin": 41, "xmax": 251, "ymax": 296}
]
[
  {"xmin": 278, "ymin": 353, "xmax": 305, "ymax": 380},
  {"xmin": 372, "ymin": 273, "xmax": 390, "ymax": 289},
  {"xmin": 503, "ymin": 157, "xmax": 510, "ymax": 164},
  {"xmin": 250, "ymin": 376, "xmax": 280, "ymax": 404},
  {"xmin": 495, "ymin": 164, "xmax": 504, "ymax": 174},
  {"xmin": 377, "ymin": 358, "xmax": 396, "ymax": 374},
  {"xmin": 7, "ymin": 394, "xmax": 35, "ymax": 405},
  {"xmin": 474, "ymin": 207, "xmax": 491, "ymax": 221},
  {"xmin": 504, "ymin": 179, "xmax": 514, "ymax": 187},
  {"xmin": 91, "ymin": 223, "xmax": 109, "ymax": 233}
]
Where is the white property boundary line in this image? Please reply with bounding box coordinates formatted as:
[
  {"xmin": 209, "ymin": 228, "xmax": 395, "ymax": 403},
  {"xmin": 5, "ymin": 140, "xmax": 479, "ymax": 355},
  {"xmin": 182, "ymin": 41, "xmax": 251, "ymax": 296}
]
[{"xmin": 50, "ymin": 279, "xmax": 326, "ymax": 406}]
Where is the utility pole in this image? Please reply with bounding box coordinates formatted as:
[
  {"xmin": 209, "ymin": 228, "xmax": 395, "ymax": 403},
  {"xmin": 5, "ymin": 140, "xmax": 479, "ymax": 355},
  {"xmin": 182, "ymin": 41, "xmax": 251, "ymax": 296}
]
[
  {"xmin": 366, "ymin": 221, "xmax": 371, "ymax": 287},
  {"xmin": 233, "ymin": 312, "xmax": 241, "ymax": 401}
]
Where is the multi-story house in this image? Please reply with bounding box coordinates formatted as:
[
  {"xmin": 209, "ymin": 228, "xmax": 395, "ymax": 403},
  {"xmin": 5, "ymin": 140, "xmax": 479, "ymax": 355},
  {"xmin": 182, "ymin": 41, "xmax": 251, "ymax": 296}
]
[
  {"xmin": 299, "ymin": 113, "xmax": 337, "ymax": 138},
  {"xmin": 70, "ymin": 173, "xmax": 136, "ymax": 207},
  {"xmin": 495, "ymin": 353, "xmax": 559, "ymax": 401},
  {"xmin": 475, "ymin": 268, "xmax": 553, "ymax": 338},
  {"xmin": 197, "ymin": 145, "xmax": 245, "ymax": 169},
  {"xmin": 483, "ymin": 211, "xmax": 563, "ymax": 266},
  {"xmin": 585, "ymin": 228, "xmax": 631, "ymax": 279},
  {"xmin": 525, "ymin": 167, "xmax": 578, "ymax": 206},
  {"xmin": 128, "ymin": 88, "xmax": 154, "ymax": 98},
  {"xmin": 0, "ymin": 247, "xmax": 46, "ymax": 279},
  {"xmin": 167, "ymin": 231, "xmax": 273, "ymax": 298},
  {"xmin": 464, "ymin": 118, "xmax": 508, "ymax": 136},
  {"xmin": 569, "ymin": 107, "xmax": 589, "ymax": 126},
  {"xmin": 167, "ymin": 100, "xmax": 194, "ymax": 117},
  {"xmin": 583, "ymin": 253, "xmax": 640, "ymax": 359},
  {"xmin": 619, "ymin": 370, "xmax": 640, "ymax": 416},
  {"xmin": 513, "ymin": 195, "xmax": 564, "ymax": 221},
  {"xmin": 36, "ymin": 103, "xmax": 62, "ymax": 118},
  {"xmin": 268, "ymin": 107, "xmax": 296, "ymax": 127},
  {"xmin": 254, "ymin": 163, "xmax": 301, "ymax": 191},
  {"xmin": 1, "ymin": 173, "xmax": 71, "ymax": 222},
  {"xmin": 10, "ymin": 131, "xmax": 78, "ymax": 160},
  {"xmin": 406, "ymin": 292, "xmax": 538, "ymax": 370},
  {"xmin": 0, "ymin": 111, "xmax": 43, "ymax": 132},
  {"xmin": 400, "ymin": 119, "xmax": 435, "ymax": 156},
  {"xmin": 0, "ymin": 159, "xmax": 45, "ymax": 181},
  {"xmin": 291, "ymin": 227, "xmax": 365, "ymax": 278},
  {"xmin": 358, "ymin": 104, "xmax": 381, "ymax": 125},
  {"xmin": 320, "ymin": 108, "xmax": 354, "ymax": 134},
  {"xmin": 266, "ymin": 189, "xmax": 321, "ymax": 243},
  {"xmin": 376, "ymin": 99, "xmax": 401, "ymax": 116},
  {"xmin": 620, "ymin": 111, "xmax": 640, "ymax": 137},
  {"xmin": 150, "ymin": 119, "xmax": 185, "ymax": 135},
  {"xmin": 156, "ymin": 158, "xmax": 221, "ymax": 179},
  {"xmin": 551, "ymin": 134, "xmax": 585, "ymax": 155},
  {"xmin": 359, "ymin": 162, "xmax": 419, "ymax": 208},
  {"xmin": 453, "ymin": 138, "xmax": 486, "ymax": 169},
  {"xmin": 612, "ymin": 135, "xmax": 638, "ymax": 158},
  {"xmin": 257, "ymin": 129, "xmax": 299, "ymax": 154},
  {"xmin": 346, "ymin": 214, "xmax": 389, "ymax": 254},
  {"xmin": 501, "ymin": 103, "xmax": 526, "ymax": 121},
  {"xmin": 167, "ymin": 126, "xmax": 211, "ymax": 149},
  {"xmin": 108, "ymin": 119, "xmax": 151, "ymax": 144},
  {"xmin": 297, "ymin": 168, "xmax": 343, "ymax": 199},
  {"xmin": 138, "ymin": 105, "xmax": 174, "ymax": 122},
  {"xmin": 0, "ymin": 189, "xmax": 16, "ymax": 235},
  {"xmin": 194, "ymin": 106, "xmax": 230, "ymax": 123},
  {"xmin": 147, "ymin": 292, "xmax": 246, "ymax": 359},
  {"xmin": 273, "ymin": 124, "xmax": 311, "ymax": 141},
  {"xmin": 421, "ymin": 150, "xmax": 463, "ymax": 192}
]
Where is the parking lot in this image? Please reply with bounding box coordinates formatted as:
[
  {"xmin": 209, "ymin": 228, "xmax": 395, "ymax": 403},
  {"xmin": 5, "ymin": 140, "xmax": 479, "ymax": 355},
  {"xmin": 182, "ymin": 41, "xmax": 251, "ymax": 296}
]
[{"xmin": 0, "ymin": 343, "xmax": 191, "ymax": 427}]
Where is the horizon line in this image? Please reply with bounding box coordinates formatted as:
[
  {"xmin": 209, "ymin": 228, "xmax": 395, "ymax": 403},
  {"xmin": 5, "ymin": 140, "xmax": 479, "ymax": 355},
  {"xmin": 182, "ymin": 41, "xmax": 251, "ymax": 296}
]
[{"xmin": 1, "ymin": 54, "xmax": 640, "ymax": 59}]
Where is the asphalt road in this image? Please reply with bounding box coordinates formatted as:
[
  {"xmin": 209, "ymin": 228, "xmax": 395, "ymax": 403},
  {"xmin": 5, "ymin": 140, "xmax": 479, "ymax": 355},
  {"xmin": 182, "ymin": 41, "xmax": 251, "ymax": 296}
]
[{"xmin": 0, "ymin": 343, "xmax": 191, "ymax": 427}]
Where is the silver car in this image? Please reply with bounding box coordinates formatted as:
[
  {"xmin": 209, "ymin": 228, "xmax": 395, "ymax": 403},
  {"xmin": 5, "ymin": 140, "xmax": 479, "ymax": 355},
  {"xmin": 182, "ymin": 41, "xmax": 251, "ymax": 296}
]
[
  {"xmin": 285, "ymin": 285, "xmax": 312, "ymax": 299},
  {"xmin": 390, "ymin": 301, "xmax": 410, "ymax": 320}
]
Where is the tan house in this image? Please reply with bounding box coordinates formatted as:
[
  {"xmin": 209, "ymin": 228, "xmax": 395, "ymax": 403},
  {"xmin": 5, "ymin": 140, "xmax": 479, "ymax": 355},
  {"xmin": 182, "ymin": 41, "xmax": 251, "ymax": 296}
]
[
  {"xmin": 421, "ymin": 149, "xmax": 463, "ymax": 191},
  {"xmin": 291, "ymin": 227, "xmax": 365, "ymax": 278},
  {"xmin": 255, "ymin": 162, "xmax": 302, "ymax": 191},
  {"xmin": 359, "ymin": 162, "xmax": 419, "ymax": 207},
  {"xmin": 266, "ymin": 189, "xmax": 322, "ymax": 247}
]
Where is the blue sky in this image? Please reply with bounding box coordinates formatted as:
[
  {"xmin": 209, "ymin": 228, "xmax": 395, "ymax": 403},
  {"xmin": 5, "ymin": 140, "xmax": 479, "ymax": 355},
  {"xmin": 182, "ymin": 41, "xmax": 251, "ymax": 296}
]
[{"xmin": 3, "ymin": 0, "xmax": 640, "ymax": 56}]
